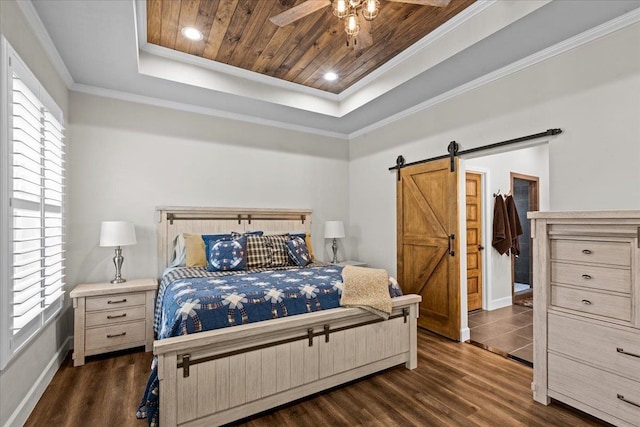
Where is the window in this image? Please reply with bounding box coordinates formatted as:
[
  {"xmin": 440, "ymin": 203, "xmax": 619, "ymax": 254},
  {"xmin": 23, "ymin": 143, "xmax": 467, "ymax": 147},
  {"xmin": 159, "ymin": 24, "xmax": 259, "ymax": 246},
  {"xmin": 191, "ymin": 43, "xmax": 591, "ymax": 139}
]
[{"xmin": 1, "ymin": 37, "xmax": 65, "ymax": 369}]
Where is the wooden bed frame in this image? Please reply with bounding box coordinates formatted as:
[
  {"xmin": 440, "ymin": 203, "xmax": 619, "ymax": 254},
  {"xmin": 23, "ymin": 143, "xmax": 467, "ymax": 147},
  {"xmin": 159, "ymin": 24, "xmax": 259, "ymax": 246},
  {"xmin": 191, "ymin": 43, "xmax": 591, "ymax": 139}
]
[{"xmin": 154, "ymin": 207, "xmax": 421, "ymax": 426}]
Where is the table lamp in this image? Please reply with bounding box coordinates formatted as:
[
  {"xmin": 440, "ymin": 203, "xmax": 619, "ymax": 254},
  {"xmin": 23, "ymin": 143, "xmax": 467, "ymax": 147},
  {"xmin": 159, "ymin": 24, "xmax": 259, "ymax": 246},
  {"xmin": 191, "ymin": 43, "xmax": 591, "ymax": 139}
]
[
  {"xmin": 324, "ymin": 220, "xmax": 345, "ymax": 264},
  {"xmin": 100, "ymin": 221, "xmax": 137, "ymax": 283}
]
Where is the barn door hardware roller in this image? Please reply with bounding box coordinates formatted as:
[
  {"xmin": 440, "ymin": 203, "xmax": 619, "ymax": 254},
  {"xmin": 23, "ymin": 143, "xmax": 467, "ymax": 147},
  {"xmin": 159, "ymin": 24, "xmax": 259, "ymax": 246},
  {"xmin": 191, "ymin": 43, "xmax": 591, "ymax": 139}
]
[{"xmin": 447, "ymin": 141, "xmax": 459, "ymax": 172}]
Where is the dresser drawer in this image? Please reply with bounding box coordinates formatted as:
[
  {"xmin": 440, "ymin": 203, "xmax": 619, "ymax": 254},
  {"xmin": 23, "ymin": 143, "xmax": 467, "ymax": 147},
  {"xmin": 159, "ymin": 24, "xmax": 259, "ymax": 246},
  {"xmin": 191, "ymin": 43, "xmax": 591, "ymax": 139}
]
[
  {"xmin": 85, "ymin": 305, "xmax": 146, "ymax": 327},
  {"xmin": 85, "ymin": 320, "xmax": 146, "ymax": 351},
  {"xmin": 551, "ymin": 239, "xmax": 631, "ymax": 267},
  {"xmin": 85, "ymin": 292, "xmax": 146, "ymax": 312},
  {"xmin": 548, "ymin": 353, "xmax": 640, "ymax": 426},
  {"xmin": 548, "ymin": 313, "xmax": 640, "ymax": 381},
  {"xmin": 551, "ymin": 285, "xmax": 631, "ymax": 322},
  {"xmin": 551, "ymin": 261, "xmax": 631, "ymax": 294}
]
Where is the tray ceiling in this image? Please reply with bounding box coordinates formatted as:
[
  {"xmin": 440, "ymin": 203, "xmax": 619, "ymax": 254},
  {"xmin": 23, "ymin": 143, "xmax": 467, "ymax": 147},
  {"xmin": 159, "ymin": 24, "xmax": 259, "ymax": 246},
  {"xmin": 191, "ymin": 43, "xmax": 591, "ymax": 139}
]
[
  {"xmin": 27, "ymin": 0, "xmax": 640, "ymax": 136},
  {"xmin": 146, "ymin": 0, "xmax": 476, "ymax": 94}
]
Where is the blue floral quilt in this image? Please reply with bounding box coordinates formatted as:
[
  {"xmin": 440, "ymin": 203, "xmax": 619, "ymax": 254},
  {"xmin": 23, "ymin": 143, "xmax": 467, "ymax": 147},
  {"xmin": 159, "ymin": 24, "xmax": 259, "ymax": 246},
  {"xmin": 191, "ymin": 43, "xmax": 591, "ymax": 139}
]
[{"xmin": 138, "ymin": 263, "xmax": 402, "ymax": 426}]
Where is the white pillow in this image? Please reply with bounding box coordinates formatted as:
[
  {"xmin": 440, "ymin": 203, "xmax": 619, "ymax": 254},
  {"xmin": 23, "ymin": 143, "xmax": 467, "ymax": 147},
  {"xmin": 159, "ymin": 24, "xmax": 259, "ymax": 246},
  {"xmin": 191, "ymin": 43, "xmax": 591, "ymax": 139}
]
[{"xmin": 169, "ymin": 234, "xmax": 186, "ymax": 267}]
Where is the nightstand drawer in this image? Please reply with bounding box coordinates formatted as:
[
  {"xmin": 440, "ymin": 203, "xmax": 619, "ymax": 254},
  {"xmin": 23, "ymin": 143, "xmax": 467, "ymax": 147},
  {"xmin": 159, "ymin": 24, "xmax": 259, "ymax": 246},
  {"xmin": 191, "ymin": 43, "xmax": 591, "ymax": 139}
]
[
  {"xmin": 551, "ymin": 261, "xmax": 631, "ymax": 294},
  {"xmin": 551, "ymin": 285, "xmax": 631, "ymax": 322},
  {"xmin": 85, "ymin": 292, "xmax": 146, "ymax": 312},
  {"xmin": 85, "ymin": 320, "xmax": 146, "ymax": 351},
  {"xmin": 548, "ymin": 313, "xmax": 640, "ymax": 381},
  {"xmin": 551, "ymin": 239, "xmax": 631, "ymax": 267},
  {"xmin": 85, "ymin": 305, "xmax": 146, "ymax": 327}
]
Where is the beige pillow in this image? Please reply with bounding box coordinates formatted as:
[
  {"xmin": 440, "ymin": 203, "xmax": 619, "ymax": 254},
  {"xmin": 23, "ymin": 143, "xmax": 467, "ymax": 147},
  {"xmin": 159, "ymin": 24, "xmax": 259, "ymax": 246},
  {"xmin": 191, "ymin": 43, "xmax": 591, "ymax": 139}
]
[
  {"xmin": 305, "ymin": 233, "xmax": 315, "ymax": 261},
  {"xmin": 184, "ymin": 233, "xmax": 207, "ymax": 267}
]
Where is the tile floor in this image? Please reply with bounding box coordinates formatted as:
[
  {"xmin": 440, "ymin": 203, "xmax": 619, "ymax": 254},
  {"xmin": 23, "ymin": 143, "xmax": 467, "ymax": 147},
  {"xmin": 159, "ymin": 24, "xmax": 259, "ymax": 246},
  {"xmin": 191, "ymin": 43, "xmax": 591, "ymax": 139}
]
[{"xmin": 468, "ymin": 304, "xmax": 533, "ymax": 365}]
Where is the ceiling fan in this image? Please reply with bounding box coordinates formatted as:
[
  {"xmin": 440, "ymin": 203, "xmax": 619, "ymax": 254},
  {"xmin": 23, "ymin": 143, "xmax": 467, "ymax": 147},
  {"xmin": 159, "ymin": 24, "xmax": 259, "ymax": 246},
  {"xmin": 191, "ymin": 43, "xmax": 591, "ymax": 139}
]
[{"xmin": 269, "ymin": 0, "xmax": 452, "ymax": 48}]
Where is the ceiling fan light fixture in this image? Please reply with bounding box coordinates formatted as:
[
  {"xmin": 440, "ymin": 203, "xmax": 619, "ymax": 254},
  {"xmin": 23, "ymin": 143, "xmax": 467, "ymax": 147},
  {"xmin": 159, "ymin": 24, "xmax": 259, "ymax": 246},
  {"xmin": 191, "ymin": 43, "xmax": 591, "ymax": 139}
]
[
  {"xmin": 345, "ymin": 13, "xmax": 360, "ymax": 37},
  {"xmin": 362, "ymin": 0, "xmax": 379, "ymax": 20},
  {"xmin": 333, "ymin": 0, "xmax": 349, "ymax": 19},
  {"xmin": 181, "ymin": 27, "xmax": 204, "ymax": 41}
]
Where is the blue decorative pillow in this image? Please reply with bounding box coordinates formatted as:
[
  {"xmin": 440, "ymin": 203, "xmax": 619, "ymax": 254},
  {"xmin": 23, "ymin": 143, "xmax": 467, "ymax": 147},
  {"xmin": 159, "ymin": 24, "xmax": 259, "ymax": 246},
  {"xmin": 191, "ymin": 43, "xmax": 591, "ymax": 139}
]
[
  {"xmin": 286, "ymin": 236, "xmax": 311, "ymax": 267},
  {"xmin": 204, "ymin": 231, "xmax": 262, "ymax": 261},
  {"xmin": 207, "ymin": 236, "xmax": 247, "ymax": 272},
  {"xmin": 203, "ymin": 233, "xmax": 232, "ymax": 263}
]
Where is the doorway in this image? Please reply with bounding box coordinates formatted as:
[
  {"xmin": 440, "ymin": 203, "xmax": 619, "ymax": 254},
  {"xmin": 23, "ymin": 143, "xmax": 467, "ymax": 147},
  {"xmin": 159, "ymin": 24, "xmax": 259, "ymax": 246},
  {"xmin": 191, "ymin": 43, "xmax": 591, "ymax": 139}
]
[
  {"xmin": 463, "ymin": 144, "xmax": 549, "ymax": 366},
  {"xmin": 511, "ymin": 173, "xmax": 539, "ymax": 307}
]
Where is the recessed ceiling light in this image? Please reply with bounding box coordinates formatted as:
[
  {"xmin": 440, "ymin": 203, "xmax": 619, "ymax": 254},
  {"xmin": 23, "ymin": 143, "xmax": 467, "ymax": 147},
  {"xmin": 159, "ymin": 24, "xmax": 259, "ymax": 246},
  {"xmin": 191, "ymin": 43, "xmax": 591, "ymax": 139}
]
[
  {"xmin": 324, "ymin": 72, "xmax": 338, "ymax": 81},
  {"xmin": 181, "ymin": 27, "xmax": 203, "ymax": 41}
]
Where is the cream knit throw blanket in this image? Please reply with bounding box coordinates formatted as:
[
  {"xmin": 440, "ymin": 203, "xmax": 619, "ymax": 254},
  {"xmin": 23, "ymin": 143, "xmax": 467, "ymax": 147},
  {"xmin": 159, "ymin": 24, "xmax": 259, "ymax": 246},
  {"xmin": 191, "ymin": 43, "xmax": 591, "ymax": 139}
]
[{"xmin": 340, "ymin": 265, "xmax": 392, "ymax": 319}]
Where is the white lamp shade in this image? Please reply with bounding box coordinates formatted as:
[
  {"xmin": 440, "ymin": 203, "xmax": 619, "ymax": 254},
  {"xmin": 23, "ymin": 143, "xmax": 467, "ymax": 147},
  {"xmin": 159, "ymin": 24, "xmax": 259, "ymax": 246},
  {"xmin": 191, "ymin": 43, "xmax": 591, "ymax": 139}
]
[
  {"xmin": 100, "ymin": 221, "xmax": 137, "ymax": 247},
  {"xmin": 324, "ymin": 221, "xmax": 345, "ymax": 239}
]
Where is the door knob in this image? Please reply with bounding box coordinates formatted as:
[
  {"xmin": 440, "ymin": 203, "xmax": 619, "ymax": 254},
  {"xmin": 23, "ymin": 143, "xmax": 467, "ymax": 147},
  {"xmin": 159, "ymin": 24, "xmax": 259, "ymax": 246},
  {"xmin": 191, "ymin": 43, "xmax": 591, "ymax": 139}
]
[{"xmin": 478, "ymin": 245, "xmax": 484, "ymax": 251}]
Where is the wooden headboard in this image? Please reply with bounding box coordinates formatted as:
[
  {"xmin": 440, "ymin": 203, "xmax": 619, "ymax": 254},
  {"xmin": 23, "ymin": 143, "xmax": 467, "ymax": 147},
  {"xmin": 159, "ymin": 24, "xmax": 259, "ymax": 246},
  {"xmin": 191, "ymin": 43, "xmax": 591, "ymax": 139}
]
[{"xmin": 155, "ymin": 206, "xmax": 312, "ymax": 276}]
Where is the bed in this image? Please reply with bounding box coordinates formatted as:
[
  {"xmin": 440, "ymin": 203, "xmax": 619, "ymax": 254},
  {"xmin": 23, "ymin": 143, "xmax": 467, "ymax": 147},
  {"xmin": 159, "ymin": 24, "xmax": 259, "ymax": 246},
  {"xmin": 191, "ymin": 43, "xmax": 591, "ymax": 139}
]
[{"xmin": 143, "ymin": 207, "xmax": 421, "ymax": 426}]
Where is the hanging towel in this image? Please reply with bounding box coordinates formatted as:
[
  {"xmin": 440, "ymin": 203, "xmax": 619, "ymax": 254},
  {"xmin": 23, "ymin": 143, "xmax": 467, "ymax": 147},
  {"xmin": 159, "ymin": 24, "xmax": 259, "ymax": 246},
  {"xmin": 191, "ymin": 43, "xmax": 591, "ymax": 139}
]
[
  {"xmin": 505, "ymin": 195, "xmax": 523, "ymax": 256},
  {"xmin": 492, "ymin": 195, "xmax": 512, "ymax": 255}
]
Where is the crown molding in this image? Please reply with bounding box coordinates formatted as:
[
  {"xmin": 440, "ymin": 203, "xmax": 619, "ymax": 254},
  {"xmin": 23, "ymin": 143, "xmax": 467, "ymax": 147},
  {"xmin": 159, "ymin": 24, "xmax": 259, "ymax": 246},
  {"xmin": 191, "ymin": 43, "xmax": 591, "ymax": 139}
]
[
  {"xmin": 71, "ymin": 83, "xmax": 350, "ymax": 140},
  {"xmin": 348, "ymin": 6, "xmax": 640, "ymax": 139},
  {"xmin": 15, "ymin": 0, "xmax": 74, "ymax": 88}
]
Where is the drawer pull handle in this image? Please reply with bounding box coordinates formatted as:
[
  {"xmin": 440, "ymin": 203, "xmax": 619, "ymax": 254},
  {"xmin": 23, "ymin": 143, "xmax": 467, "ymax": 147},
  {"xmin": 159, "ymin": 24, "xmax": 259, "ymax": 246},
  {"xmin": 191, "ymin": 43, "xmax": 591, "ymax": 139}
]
[
  {"xmin": 617, "ymin": 347, "xmax": 640, "ymax": 359},
  {"xmin": 107, "ymin": 332, "xmax": 126, "ymax": 338},
  {"xmin": 581, "ymin": 299, "xmax": 592, "ymax": 305},
  {"xmin": 106, "ymin": 313, "xmax": 126, "ymax": 319},
  {"xmin": 582, "ymin": 249, "xmax": 592, "ymax": 254},
  {"xmin": 107, "ymin": 299, "xmax": 127, "ymax": 304},
  {"xmin": 581, "ymin": 274, "xmax": 592, "ymax": 280},
  {"xmin": 617, "ymin": 394, "xmax": 640, "ymax": 408}
]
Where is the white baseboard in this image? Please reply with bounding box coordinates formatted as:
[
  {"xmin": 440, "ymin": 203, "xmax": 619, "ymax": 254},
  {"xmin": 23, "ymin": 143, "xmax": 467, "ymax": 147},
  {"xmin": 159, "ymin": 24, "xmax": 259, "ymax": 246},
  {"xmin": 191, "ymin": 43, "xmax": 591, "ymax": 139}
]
[
  {"xmin": 3, "ymin": 335, "xmax": 72, "ymax": 427},
  {"xmin": 486, "ymin": 296, "xmax": 513, "ymax": 311},
  {"xmin": 460, "ymin": 327, "xmax": 471, "ymax": 342}
]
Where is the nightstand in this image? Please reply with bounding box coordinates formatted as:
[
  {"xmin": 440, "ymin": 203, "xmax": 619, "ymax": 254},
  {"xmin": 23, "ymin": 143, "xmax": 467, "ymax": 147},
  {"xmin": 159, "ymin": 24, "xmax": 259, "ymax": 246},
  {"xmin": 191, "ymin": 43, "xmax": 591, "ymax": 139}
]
[
  {"xmin": 70, "ymin": 278, "xmax": 157, "ymax": 367},
  {"xmin": 337, "ymin": 260, "xmax": 368, "ymax": 267}
]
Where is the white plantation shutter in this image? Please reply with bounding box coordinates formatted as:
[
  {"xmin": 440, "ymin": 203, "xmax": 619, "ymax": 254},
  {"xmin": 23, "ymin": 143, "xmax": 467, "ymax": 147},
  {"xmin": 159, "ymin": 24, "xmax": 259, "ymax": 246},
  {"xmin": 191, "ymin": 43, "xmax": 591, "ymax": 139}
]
[{"xmin": 1, "ymin": 39, "xmax": 65, "ymax": 367}]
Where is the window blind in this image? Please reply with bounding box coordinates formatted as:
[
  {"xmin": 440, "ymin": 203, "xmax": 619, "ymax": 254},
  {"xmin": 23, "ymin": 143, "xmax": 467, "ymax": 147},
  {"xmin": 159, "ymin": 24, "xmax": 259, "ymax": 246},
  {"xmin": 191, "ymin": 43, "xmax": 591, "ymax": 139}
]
[{"xmin": 7, "ymin": 59, "xmax": 65, "ymax": 346}]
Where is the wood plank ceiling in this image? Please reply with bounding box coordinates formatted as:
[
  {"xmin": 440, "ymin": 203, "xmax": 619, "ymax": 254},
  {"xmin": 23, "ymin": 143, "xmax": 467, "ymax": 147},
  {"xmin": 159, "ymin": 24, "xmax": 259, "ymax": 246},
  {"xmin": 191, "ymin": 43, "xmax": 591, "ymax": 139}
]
[{"xmin": 147, "ymin": 0, "xmax": 476, "ymax": 94}]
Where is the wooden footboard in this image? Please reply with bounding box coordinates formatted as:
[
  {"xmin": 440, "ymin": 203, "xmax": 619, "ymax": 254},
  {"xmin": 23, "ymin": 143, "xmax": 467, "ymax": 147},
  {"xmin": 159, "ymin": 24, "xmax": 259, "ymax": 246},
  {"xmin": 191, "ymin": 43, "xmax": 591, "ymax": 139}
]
[{"xmin": 155, "ymin": 294, "xmax": 421, "ymax": 426}]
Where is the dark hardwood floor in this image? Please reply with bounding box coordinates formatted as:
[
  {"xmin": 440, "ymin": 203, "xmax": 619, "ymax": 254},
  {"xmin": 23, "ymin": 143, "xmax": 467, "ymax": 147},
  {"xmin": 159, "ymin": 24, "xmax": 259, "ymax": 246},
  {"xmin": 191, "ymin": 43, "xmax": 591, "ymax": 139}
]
[{"xmin": 25, "ymin": 330, "xmax": 607, "ymax": 427}]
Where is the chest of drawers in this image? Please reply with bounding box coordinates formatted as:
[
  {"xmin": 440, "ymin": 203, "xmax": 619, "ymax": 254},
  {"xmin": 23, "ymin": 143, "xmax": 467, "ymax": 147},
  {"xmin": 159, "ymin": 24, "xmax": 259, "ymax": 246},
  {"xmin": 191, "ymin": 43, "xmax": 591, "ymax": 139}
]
[
  {"xmin": 70, "ymin": 278, "xmax": 157, "ymax": 366},
  {"xmin": 529, "ymin": 211, "xmax": 640, "ymax": 427}
]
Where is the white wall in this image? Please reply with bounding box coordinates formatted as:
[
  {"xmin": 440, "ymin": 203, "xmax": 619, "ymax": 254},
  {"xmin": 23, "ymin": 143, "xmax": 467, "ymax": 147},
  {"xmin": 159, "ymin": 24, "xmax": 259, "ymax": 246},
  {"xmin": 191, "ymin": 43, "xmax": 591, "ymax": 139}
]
[
  {"xmin": 349, "ymin": 22, "xmax": 640, "ymax": 281},
  {"xmin": 466, "ymin": 144, "xmax": 550, "ymax": 309},
  {"xmin": 66, "ymin": 92, "xmax": 350, "ymax": 287},
  {"xmin": 0, "ymin": 2, "xmax": 71, "ymax": 426}
]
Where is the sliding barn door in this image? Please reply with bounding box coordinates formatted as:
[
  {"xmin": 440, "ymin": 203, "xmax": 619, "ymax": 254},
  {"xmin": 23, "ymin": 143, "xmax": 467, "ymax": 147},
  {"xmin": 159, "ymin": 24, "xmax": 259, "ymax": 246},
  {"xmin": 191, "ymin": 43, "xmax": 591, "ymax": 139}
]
[{"xmin": 397, "ymin": 158, "xmax": 460, "ymax": 340}]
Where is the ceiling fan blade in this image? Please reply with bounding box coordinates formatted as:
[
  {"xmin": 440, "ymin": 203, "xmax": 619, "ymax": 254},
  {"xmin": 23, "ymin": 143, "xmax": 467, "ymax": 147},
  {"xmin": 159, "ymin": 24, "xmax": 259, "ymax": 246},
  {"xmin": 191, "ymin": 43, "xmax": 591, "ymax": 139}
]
[
  {"xmin": 355, "ymin": 18, "xmax": 373, "ymax": 50},
  {"xmin": 269, "ymin": 0, "xmax": 331, "ymax": 27},
  {"xmin": 387, "ymin": 0, "xmax": 451, "ymax": 6}
]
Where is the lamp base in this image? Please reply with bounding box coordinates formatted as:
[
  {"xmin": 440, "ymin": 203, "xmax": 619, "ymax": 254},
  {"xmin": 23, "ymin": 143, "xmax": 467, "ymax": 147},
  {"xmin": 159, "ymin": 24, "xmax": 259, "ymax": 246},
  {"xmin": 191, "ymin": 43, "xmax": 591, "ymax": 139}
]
[
  {"xmin": 111, "ymin": 246, "xmax": 126, "ymax": 284},
  {"xmin": 331, "ymin": 238, "xmax": 339, "ymax": 264}
]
